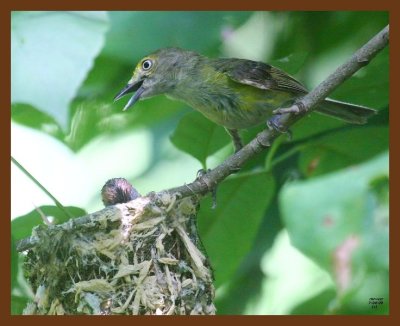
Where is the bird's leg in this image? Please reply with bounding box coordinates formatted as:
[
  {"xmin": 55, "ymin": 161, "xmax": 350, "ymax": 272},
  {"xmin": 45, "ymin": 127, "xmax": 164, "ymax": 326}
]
[{"xmin": 226, "ymin": 128, "xmax": 244, "ymax": 153}]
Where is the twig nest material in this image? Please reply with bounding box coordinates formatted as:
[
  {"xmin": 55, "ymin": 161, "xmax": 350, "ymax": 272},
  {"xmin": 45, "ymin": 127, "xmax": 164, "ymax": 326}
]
[{"xmin": 23, "ymin": 193, "xmax": 215, "ymax": 315}]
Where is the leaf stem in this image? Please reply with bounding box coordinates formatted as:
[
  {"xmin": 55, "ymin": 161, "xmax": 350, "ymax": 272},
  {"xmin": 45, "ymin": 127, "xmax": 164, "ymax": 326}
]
[{"xmin": 11, "ymin": 156, "xmax": 73, "ymax": 219}]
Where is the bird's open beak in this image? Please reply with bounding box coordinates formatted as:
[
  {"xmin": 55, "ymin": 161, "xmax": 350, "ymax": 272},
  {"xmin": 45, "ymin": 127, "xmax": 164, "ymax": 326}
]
[{"xmin": 114, "ymin": 79, "xmax": 144, "ymax": 111}]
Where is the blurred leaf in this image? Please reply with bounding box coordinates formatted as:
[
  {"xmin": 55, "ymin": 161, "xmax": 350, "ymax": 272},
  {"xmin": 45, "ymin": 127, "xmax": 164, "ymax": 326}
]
[
  {"xmin": 76, "ymin": 61, "xmax": 189, "ymax": 150},
  {"xmin": 114, "ymin": 96, "xmax": 188, "ymax": 130},
  {"xmin": 12, "ymin": 206, "xmax": 87, "ymax": 241},
  {"xmin": 241, "ymin": 230, "xmax": 334, "ymax": 314},
  {"xmin": 76, "ymin": 55, "xmax": 126, "ymax": 100},
  {"xmin": 273, "ymin": 12, "xmax": 388, "ymax": 62},
  {"xmin": 103, "ymin": 11, "xmax": 252, "ymax": 63},
  {"xmin": 11, "ymin": 295, "xmax": 29, "ymax": 315},
  {"xmin": 215, "ymin": 198, "xmax": 283, "ymax": 314},
  {"xmin": 271, "ymin": 52, "xmax": 309, "ymax": 76},
  {"xmin": 369, "ymin": 174, "xmax": 389, "ymax": 206},
  {"xmin": 298, "ymin": 126, "xmax": 388, "ymax": 177},
  {"xmin": 11, "ymin": 11, "xmax": 109, "ymax": 129},
  {"xmin": 170, "ymin": 111, "xmax": 230, "ymax": 168},
  {"xmin": 198, "ymin": 171, "xmax": 275, "ymax": 287},
  {"xmin": 11, "ymin": 103, "xmax": 65, "ymax": 141},
  {"xmin": 11, "ymin": 236, "xmax": 18, "ymax": 290},
  {"xmin": 290, "ymin": 289, "xmax": 336, "ymax": 314},
  {"xmin": 66, "ymin": 102, "xmax": 116, "ymax": 151},
  {"xmin": 280, "ymin": 152, "xmax": 388, "ymax": 308},
  {"xmin": 69, "ymin": 96, "xmax": 187, "ymax": 151},
  {"xmin": 331, "ymin": 48, "xmax": 388, "ymax": 109},
  {"xmin": 290, "ymin": 111, "xmax": 345, "ymax": 142},
  {"xmin": 336, "ymin": 272, "xmax": 389, "ymax": 314}
]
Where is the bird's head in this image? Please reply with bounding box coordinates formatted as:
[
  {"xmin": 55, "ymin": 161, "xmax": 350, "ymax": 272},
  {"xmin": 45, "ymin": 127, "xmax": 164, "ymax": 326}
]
[{"xmin": 114, "ymin": 47, "xmax": 199, "ymax": 111}]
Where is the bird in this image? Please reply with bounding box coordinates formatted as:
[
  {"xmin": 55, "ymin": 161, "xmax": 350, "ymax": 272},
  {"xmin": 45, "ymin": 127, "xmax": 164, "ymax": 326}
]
[{"xmin": 114, "ymin": 47, "xmax": 376, "ymax": 152}]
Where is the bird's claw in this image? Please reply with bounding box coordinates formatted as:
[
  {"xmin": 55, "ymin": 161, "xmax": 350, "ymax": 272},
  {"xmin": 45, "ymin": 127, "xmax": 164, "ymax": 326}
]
[
  {"xmin": 267, "ymin": 116, "xmax": 293, "ymax": 141},
  {"xmin": 273, "ymin": 101, "xmax": 306, "ymax": 115}
]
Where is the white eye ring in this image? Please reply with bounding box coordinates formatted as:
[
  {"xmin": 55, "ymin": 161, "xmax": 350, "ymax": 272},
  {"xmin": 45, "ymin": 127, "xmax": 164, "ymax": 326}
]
[{"xmin": 142, "ymin": 59, "xmax": 153, "ymax": 70}]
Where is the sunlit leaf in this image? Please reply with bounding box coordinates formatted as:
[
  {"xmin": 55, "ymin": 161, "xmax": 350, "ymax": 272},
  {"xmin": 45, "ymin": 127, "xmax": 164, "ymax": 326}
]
[{"xmin": 11, "ymin": 11, "xmax": 109, "ymax": 129}]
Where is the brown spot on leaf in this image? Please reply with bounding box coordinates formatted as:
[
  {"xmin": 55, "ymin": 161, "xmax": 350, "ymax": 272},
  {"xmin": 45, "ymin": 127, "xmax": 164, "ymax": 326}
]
[{"xmin": 307, "ymin": 156, "xmax": 321, "ymax": 175}]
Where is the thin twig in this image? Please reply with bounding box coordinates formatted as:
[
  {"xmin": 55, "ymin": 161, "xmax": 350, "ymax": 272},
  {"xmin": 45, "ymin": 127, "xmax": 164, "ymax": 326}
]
[{"xmin": 11, "ymin": 156, "xmax": 73, "ymax": 219}]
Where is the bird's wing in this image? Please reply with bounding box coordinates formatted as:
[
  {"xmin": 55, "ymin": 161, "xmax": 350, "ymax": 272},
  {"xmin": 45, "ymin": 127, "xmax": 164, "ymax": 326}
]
[{"xmin": 212, "ymin": 58, "xmax": 308, "ymax": 94}]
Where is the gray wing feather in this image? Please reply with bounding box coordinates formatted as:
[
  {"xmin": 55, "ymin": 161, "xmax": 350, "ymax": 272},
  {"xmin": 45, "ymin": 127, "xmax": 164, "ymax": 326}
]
[{"xmin": 212, "ymin": 58, "xmax": 308, "ymax": 94}]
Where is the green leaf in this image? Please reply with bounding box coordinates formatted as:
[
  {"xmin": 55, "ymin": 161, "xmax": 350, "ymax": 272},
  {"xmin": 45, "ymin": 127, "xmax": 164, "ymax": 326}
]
[
  {"xmin": 170, "ymin": 111, "xmax": 230, "ymax": 167},
  {"xmin": 290, "ymin": 112, "xmax": 345, "ymax": 142},
  {"xmin": 331, "ymin": 48, "xmax": 388, "ymax": 109},
  {"xmin": 66, "ymin": 102, "xmax": 116, "ymax": 151},
  {"xmin": 11, "ymin": 236, "xmax": 18, "ymax": 290},
  {"xmin": 11, "ymin": 295, "xmax": 29, "ymax": 315},
  {"xmin": 198, "ymin": 171, "xmax": 275, "ymax": 287},
  {"xmin": 290, "ymin": 289, "xmax": 336, "ymax": 314},
  {"xmin": 11, "ymin": 205, "xmax": 86, "ymax": 241},
  {"xmin": 11, "ymin": 103, "xmax": 65, "ymax": 141},
  {"xmin": 243, "ymin": 230, "xmax": 334, "ymax": 315},
  {"xmin": 271, "ymin": 52, "xmax": 309, "ymax": 75},
  {"xmin": 280, "ymin": 152, "xmax": 388, "ymax": 307},
  {"xmin": 298, "ymin": 126, "xmax": 388, "ymax": 177},
  {"xmin": 11, "ymin": 11, "xmax": 109, "ymax": 129},
  {"xmin": 272, "ymin": 12, "xmax": 388, "ymax": 60}
]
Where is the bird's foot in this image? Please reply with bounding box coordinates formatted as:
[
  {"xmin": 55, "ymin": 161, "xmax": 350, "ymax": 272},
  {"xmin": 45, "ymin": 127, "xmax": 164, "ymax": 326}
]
[
  {"xmin": 267, "ymin": 115, "xmax": 293, "ymax": 141},
  {"xmin": 273, "ymin": 101, "xmax": 306, "ymax": 115},
  {"xmin": 226, "ymin": 128, "xmax": 244, "ymax": 153}
]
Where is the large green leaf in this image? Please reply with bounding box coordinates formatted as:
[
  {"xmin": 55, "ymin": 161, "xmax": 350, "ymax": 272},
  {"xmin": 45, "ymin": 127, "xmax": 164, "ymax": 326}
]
[
  {"xmin": 331, "ymin": 48, "xmax": 389, "ymax": 109},
  {"xmin": 298, "ymin": 126, "xmax": 388, "ymax": 177},
  {"xmin": 11, "ymin": 11, "xmax": 109, "ymax": 129},
  {"xmin": 102, "ymin": 11, "xmax": 252, "ymax": 63},
  {"xmin": 279, "ymin": 152, "xmax": 388, "ymax": 311},
  {"xmin": 270, "ymin": 52, "xmax": 309, "ymax": 76},
  {"xmin": 198, "ymin": 171, "xmax": 275, "ymax": 287},
  {"xmin": 170, "ymin": 111, "xmax": 231, "ymax": 168},
  {"xmin": 272, "ymin": 12, "xmax": 388, "ymax": 60}
]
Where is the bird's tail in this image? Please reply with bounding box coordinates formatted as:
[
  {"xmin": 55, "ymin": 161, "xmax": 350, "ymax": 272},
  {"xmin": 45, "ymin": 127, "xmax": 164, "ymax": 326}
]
[{"xmin": 316, "ymin": 99, "xmax": 377, "ymax": 124}]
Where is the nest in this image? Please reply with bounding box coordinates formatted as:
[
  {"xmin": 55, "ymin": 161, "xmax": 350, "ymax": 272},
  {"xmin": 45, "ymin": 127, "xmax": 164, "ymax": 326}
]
[{"xmin": 23, "ymin": 192, "xmax": 215, "ymax": 315}]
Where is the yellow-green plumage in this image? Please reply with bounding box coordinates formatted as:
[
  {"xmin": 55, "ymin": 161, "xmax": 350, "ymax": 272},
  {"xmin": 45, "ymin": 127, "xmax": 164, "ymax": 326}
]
[{"xmin": 114, "ymin": 48, "xmax": 376, "ymax": 150}]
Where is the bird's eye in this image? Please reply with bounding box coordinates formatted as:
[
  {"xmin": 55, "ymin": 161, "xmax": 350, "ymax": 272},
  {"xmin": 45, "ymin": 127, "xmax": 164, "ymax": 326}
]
[{"xmin": 142, "ymin": 59, "xmax": 153, "ymax": 70}]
